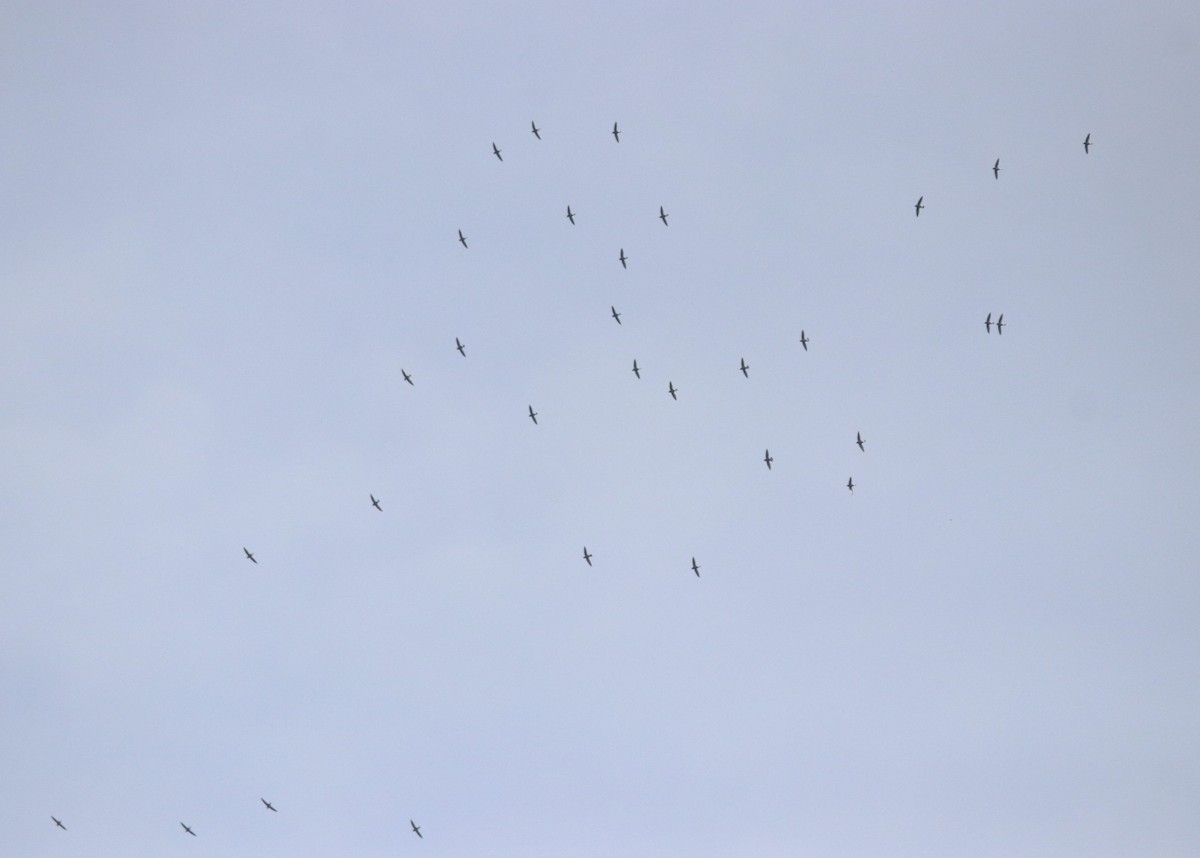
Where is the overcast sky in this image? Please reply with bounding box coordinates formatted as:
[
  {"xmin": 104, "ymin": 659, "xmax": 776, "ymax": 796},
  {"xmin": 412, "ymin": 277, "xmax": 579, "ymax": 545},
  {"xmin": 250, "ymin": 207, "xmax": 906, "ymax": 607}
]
[{"xmin": 3, "ymin": 2, "xmax": 1200, "ymax": 856}]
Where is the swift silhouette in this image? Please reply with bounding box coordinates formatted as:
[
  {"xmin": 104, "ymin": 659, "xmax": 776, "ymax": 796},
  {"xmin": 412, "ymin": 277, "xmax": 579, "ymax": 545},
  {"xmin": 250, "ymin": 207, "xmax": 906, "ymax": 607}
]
[
  {"xmin": 764, "ymin": 449, "xmax": 773, "ymax": 470},
  {"xmin": 528, "ymin": 405, "xmax": 538, "ymax": 425},
  {"xmin": 531, "ymin": 121, "xmax": 541, "ymax": 139},
  {"xmin": 583, "ymin": 547, "xmax": 592, "ymax": 567},
  {"xmin": 611, "ymin": 306, "xmax": 621, "ymax": 324},
  {"xmin": 914, "ymin": 196, "xmax": 924, "ymax": 217},
  {"xmin": 632, "ymin": 359, "xmax": 641, "ymax": 379},
  {"xmin": 612, "ymin": 121, "xmax": 620, "ymax": 142},
  {"xmin": 691, "ymin": 557, "xmax": 700, "ymax": 577},
  {"xmin": 799, "ymin": 330, "xmax": 809, "ymax": 351},
  {"xmin": 52, "ymin": 816, "xmax": 66, "ymax": 830},
  {"xmin": 996, "ymin": 313, "xmax": 1004, "ymax": 335},
  {"xmin": 985, "ymin": 312, "xmax": 992, "ymax": 333},
  {"xmin": 566, "ymin": 205, "xmax": 575, "ymax": 225},
  {"xmin": 402, "ymin": 369, "xmax": 413, "ymax": 386},
  {"xmin": 181, "ymin": 823, "xmax": 196, "ymax": 837},
  {"xmin": 856, "ymin": 432, "xmax": 865, "ymax": 452},
  {"xmin": 847, "ymin": 477, "xmax": 855, "ymax": 494},
  {"xmin": 243, "ymin": 547, "xmax": 257, "ymax": 564},
  {"xmin": 457, "ymin": 229, "xmax": 468, "ymax": 248},
  {"xmin": 659, "ymin": 206, "xmax": 669, "ymax": 225},
  {"xmin": 668, "ymin": 381, "xmax": 678, "ymax": 400},
  {"xmin": 411, "ymin": 820, "xmax": 423, "ymax": 839},
  {"xmin": 993, "ymin": 158, "xmax": 1001, "ymax": 179},
  {"xmin": 1083, "ymin": 133, "xmax": 1091, "ymax": 154},
  {"xmin": 739, "ymin": 358, "xmax": 749, "ymax": 378},
  {"xmin": 456, "ymin": 337, "xmax": 466, "ymax": 357},
  {"xmin": 371, "ymin": 494, "xmax": 382, "ymax": 511},
  {"xmin": 261, "ymin": 798, "xmax": 277, "ymax": 812},
  {"xmin": 492, "ymin": 142, "xmax": 502, "ymax": 161},
  {"xmin": 619, "ymin": 248, "xmax": 627, "ymax": 269}
]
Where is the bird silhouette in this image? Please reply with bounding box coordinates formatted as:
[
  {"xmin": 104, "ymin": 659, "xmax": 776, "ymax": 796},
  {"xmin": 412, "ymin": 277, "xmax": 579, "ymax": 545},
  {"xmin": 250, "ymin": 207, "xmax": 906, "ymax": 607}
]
[
  {"xmin": 243, "ymin": 547, "xmax": 257, "ymax": 564},
  {"xmin": 611, "ymin": 306, "xmax": 621, "ymax": 324},
  {"xmin": 985, "ymin": 312, "xmax": 992, "ymax": 333},
  {"xmin": 371, "ymin": 494, "xmax": 382, "ymax": 511},
  {"xmin": 914, "ymin": 196, "xmax": 924, "ymax": 217},
  {"xmin": 261, "ymin": 798, "xmax": 277, "ymax": 812},
  {"xmin": 583, "ymin": 547, "xmax": 592, "ymax": 567},
  {"xmin": 659, "ymin": 205, "xmax": 669, "ymax": 225},
  {"xmin": 566, "ymin": 205, "xmax": 575, "ymax": 224},
  {"xmin": 764, "ymin": 449, "xmax": 773, "ymax": 470},
  {"xmin": 531, "ymin": 121, "xmax": 541, "ymax": 139},
  {"xmin": 52, "ymin": 816, "xmax": 66, "ymax": 830},
  {"xmin": 632, "ymin": 359, "xmax": 641, "ymax": 379},
  {"xmin": 528, "ymin": 405, "xmax": 538, "ymax": 425},
  {"xmin": 491, "ymin": 142, "xmax": 502, "ymax": 161},
  {"xmin": 411, "ymin": 820, "xmax": 423, "ymax": 839},
  {"xmin": 457, "ymin": 229, "xmax": 468, "ymax": 248},
  {"xmin": 1083, "ymin": 133, "xmax": 1091, "ymax": 154},
  {"xmin": 799, "ymin": 330, "xmax": 809, "ymax": 351},
  {"xmin": 619, "ymin": 248, "xmax": 627, "ymax": 269},
  {"xmin": 668, "ymin": 381, "xmax": 678, "ymax": 400},
  {"xmin": 456, "ymin": 337, "xmax": 466, "ymax": 356},
  {"xmin": 181, "ymin": 823, "xmax": 196, "ymax": 836},
  {"xmin": 996, "ymin": 313, "xmax": 1005, "ymax": 335},
  {"xmin": 847, "ymin": 477, "xmax": 855, "ymax": 494},
  {"xmin": 739, "ymin": 358, "xmax": 749, "ymax": 378},
  {"xmin": 402, "ymin": 369, "xmax": 413, "ymax": 386},
  {"xmin": 612, "ymin": 121, "xmax": 620, "ymax": 142},
  {"xmin": 856, "ymin": 432, "xmax": 865, "ymax": 452},
  {"xmin": 691, "ymin": 557, "xmax": 701, "ymax": 577}
]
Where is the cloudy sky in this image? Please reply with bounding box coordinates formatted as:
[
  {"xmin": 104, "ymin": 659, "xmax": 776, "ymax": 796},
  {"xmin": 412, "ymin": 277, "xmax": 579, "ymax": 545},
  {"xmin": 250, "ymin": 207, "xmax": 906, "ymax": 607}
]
[{"xmin": 3, "ymin": 2, "xmax": 1200, "ymax": 855}]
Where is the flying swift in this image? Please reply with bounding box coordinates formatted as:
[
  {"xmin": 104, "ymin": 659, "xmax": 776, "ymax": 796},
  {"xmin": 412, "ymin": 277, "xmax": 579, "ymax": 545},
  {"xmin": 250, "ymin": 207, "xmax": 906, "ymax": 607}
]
[
  {"xmin": 632, "ymin": 359, "xmax": 641, "ymax": 379},
  {"xmin": 856, "ymin": 432, "xmax": 865, "ymax": 452},
  {"xmin": 611, "ymin": 306, "xmax": 621, "ymax": 324},
  {"xmin": 583, "ymin": 547, "xmax": 592, "ymax": 567},
  {"xmin": 914, "ymin": 196, "xmax": 924, "ymax": 217},
  {"xmin": 52, "ymin": 817, "xmax": 66, "ymax": 830},
  {"xmin": 528, "ymin": 405, "xmax": 538, "ymax": 425},
  {"xmin": 181, "ymin": 823, "xmax": 196, "ymax": 837},
  {"xmin": 619, "ymin": 248, "xmax": 627, "ymax": 269},
  {"xmin": 371, "ymin": 494, "xmax": 382, "ymax": 511},
  {"xmin": 1083, "ymin": 133, "xmax": 1091, "ymax": 154},
  {"xmin": 764, "ymin": 449, "xmax": 773, "ymax": 470},
  {"xmin": 612, "ymin": 121, "xmax": 620, "ymax": 142},
  {"xmin": 531, "ymin": 121, "xmax": 541, "ymax": 139},
  {"xmin": 492, "ymin": 142, "xmax": 502, "ymax": 161},
  {"xmin": 799, "ymin": 330, "xmax": 809, "ymax": 351},
  {"xmin": 691, "ymin": 557, "xmax": 700, "ymax": 577},
  {"xmin": 566, "ymin": 205, "xmax": 575, "ymax": 224},
  {"xmin": 411, "ymin": 820, "xmax": 423, "ymax": 839},
  {"xmin": 659, "ymin": 206, "xmax": 669, "ymax": 225},
  {"xmin": 739, "ymin": 358, "xmax": 749, "ymax": 378},
  {"xmin": 668, "ymin": 381, "xmax": 678, "ymax": 400},
  {"xmin": 996, "ymin": 314, "xmax": 1004, "ymax": 335},
  {"xmin": 847, "ymin": 477, "xmax": 855, "ymax": 494},
  {"xmin": 402, "ymin": 369, "xmax": 413, "ymax": 385},
  {"xmin": 243, "ymin": 547, "xmax": 257, "ymax": 564},
  {"xmin": 456, "ymin": 337, "xmax": 466, "ymax": 356},
  {"xmin": 261, "ymin": 798, "xmax": 277, "ymax": 812},
  {"xmin": 993, "ymin": 158, "xmax": 1000, "ymax": 179},
  {"xmin": 458, "ymin": 229, "xmax": 468, "ymax": 248},
  {"xmin": 985, "ymin": 312, "xmax": 992, "ymax": 333}
]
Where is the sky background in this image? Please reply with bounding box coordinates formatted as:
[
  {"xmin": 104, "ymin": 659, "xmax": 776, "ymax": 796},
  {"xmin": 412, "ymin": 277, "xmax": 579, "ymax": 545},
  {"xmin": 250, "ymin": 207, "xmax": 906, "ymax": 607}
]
[{"xmin": 3, "ymin": 2, "xmax": 1200, "ymax": 855}]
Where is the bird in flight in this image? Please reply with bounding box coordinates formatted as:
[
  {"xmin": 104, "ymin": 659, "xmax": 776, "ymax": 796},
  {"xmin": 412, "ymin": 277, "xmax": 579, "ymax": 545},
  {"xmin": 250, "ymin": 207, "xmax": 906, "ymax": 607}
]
[
  {"xmin": 611, "ymin": 305, "xmax": 621, "ymax": 324},
  {"xmin": 411, "ymin": 820, "xmax": 423, "ymax": 839},
  {"xmin": 566, "ymin": 205, "xmax": 575, "ymax": 225},
  {"xmin": 583, "ymin": 547, "xmax": 592, "ymax": 567},
  {"xmin": 181, "ymin": 823, "xmax": 196, "ymax": 837},
  {"xmin": 691, "ymin": 557, "xmax": 701, "ymax": 577},
  {"xmin": 985, "ymin": 312, "xmax": 992, "ymax": 333},
  {"xmin": 51, "ymin": 816, "xmax": 67, "ymax": 830},
  {"xmin": 993, "ymin": 158, "xmax": 1001, "ymax": 179},
  {"xmin": 456, "ymin": 337, "xmax": 466, "ymax": 356},
  {"xmin": 1083, "ymin": 133, "xmax": 1091, "ymax": 154},
  {"xmin": 612, "ymin": 121, "xmax": 620, "ymax": 142},
  {"xmin": 261, "ymin": 798, "xmax": 277, "ymax": 812},
  {"xmin": 847, "ymin": 477, "xmax": 855, "ymax": 494},
  {"xmin": 668, "ymin": 381, "xmax": 678, "ymax": 400},
  {"xmin": 799, "ymin": 330, "xmax": 809, "ymax": 351},
  {"xmin": 243, "ymin": 547, "xmax": 257, "ymax": 564},
  {"xmin": 619, "ymin": 248, "xmax": 627, "ymax": 269},
  {"xmin": 531, "ymin": 121, "xmax": 541, "ymax": 139},
  {"xmin": 528, "ymin": 405, "xmax": 538, "ymax": 425},
  {"xmin": 402, "ymin": 369, "xmax": 413, "ymax": 386},
  {"xmin": 370, "ymin": 494, "xmax": 382, "ymax": 511},
  {"xmin": 996, "ymin": 313, "xmax": 1004, "ymax": 335},
  {"xmin": 492, "ymin": 142, "xmax": 502, "ymax": 161},
  {"xmin": 659, "ymin": 205, "xmax": 669, "ymax": 226},
  {"xmin": 631, "ymin": 359, "xmax": 641, "ymax": 379},
  {"xmin": 856, "ymin": 432, "xmax": 865, "ymax": 452},
  {"xmin": 764, "ymin": 449, "xmax": 773, "ymax": 470},
  {"xmin": 914, "ymin": 196, "xmax": 924, "ymax": 217},
  {"xmin": 458, "ymin": 229, "xmax": 468, "ymax": 248},
  {"xmin": 739, "ymin": 358, "xmax": 749, "ymax": 378}
]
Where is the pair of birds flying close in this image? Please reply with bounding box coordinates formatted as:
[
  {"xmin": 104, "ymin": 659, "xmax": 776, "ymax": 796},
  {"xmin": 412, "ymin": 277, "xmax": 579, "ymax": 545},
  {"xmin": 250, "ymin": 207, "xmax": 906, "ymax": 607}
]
[{"xmin": 985, "ymin": 313, "xmax": 1006, "ymax": 334}]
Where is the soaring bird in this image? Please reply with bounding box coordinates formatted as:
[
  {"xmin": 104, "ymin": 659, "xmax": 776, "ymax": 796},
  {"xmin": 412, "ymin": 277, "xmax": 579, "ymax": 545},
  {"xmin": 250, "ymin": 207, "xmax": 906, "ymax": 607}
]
[
  {"xmin": 52, "ymin": 816, "xmax": 67, "ymax": 830},
  {"xmin": 612, "ymin": 121, "xmax": 620, "ymax": 142},
  {"xmin": 261, "ymin": 798, "xmax": 277, "ymax": 812},
  {"xmin": 993, "ymin": 158, "xmax": 1001, "ymax": 179},
  {"xmin": 492, "ymin": 142, "xmax": 502, "ymax": 161},
  {"xmin": 668, "ymin": 381, "xmax": 678, "ymax": 400},
  {"xmin": 764, "ymin": 449, "xmax": 773, "ymax": 470},
  {"xmin": 985, "ymin": 312, "xmax": 993, "ymax": 333},
  {"xmin": 611, "ymin": 306, "xmax": 621, "ymax": 324},
  {"xmin": 847, "ymin": 477, "xmax": 855, "ymax": 494},
  {"xmin": 996, "ymin": 314, "xmax": 1004, "ymax": 335},
  {"xmin": 632, "ymin": 359, "xmax": 641, "ymax": 379},
  {"xmin": 691, "ymin": 557, "xmax": 701, "ymax": 577},
  {"xmin": 402, "ymin": 369, "xmax": 413, "ymax": 386},
  {"xmin": 371, "ymin": 494, "xmax": 382, "ymax": 511},
  {"xmin": 181, "ymin": 823, "xmax": 196, "ymax": 837},
  {"xmin": 1083, "ymin": 133, "xmax": 1091, "ymax": 154},
  {"xmin": 799, "ymin": 330, "xmax": 809, "ymax": 351},
  {"xmin": 856, "ymin": 432, "xmax": 865, "ymax": 452},
  {"xmin": 456, "ymin": 337, "xmax": 466, "ymax": 356},
  {"xmin": 458, "ymin": 229, "xmax": 468, "ymax": 248},
  {"xmin": 531, "ymin": 121, "xmax": 541, "ymax": 139},
  {"xmin": 659, "ymin": 206, "xmax": 669, "ymax": 226},
  {"xmin": 243, "ymin": 547, "xmax": 257, "ymax": 564},
  {"xmin": 739, "ymin": 358, "xmax": 749, "ymax": 378},
  {"xmin": 411, "ymin": 820, "xmax": 423, "ymax": 839},
  {"xmin": 583, "ymin": 547, "xmax": 592, "ymax": 567},
  {"xmin": 619, "ymin": 248, "xmax": 627, "ymax": 269},
  {"xmin": 528, "ymin": 405, "xmax": 538, "ymax": 425},
  {"xmin": 566, "ymin": 205, "xmax": 575, "ymax": 224},
  {"xmin": 914, "ymin": 196, "xmax": 924, "ymax": 217}
]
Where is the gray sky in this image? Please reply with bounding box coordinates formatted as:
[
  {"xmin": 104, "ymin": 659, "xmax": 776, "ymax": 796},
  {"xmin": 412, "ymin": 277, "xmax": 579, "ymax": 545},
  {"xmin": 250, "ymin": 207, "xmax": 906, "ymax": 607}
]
[{"xmin": 3, "ymin": 2, "xmax": 1200, "ymax": 855}]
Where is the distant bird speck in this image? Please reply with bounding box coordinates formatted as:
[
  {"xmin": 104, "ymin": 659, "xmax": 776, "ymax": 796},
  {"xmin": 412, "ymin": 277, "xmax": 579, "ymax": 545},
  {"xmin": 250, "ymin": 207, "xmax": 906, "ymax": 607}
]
[
  {"xmin": 659, "ymin": 205, "xmax": 669, "ymax": 226},
  {"xmin": 181, "ymin": 823, "xmax": 196, "ymax": 836},
  {"xmin": 632, "ymin": 359, "xmax": 641, "ymax": 379},
  {"xmin": 261, "ymin": 798, "xmax": 277, "ymax": 812},
  {"xmin": 566, "ymin": 205, "xmax": 575, "ymax": 225},
  {"xmin": 1083, "ymin": 133, "xmax": 1091, "ymax": 154},
  {"xmin": 492, "ymin": 142, "xmax": 502, "ymax": 161},
  {"xmin": 528, "ymin": 405, "xmax": 538, "ymax": 425},
  {"xmin": 668, "ymin": 381, "xmax": 678, "ymax": 400},
  {"xmin": 799, "ymin": 330, "xmax": 809, "ymax": 351},
  {"xmin": 993, "ymin": 158, "xmax": 1001, "ymax": 179},
  {"xmin": 915, "ymin": 196, "xmax": 924, "ymax": 217},
  {"xmin": 411, "ymin": 820, "xmax": 423, "ymax": 839},
  {"xmin": 856, "ymin": 432, "xmax": 865, "ymax": 452},
  {"xmin": 996, "ymin": 313, "xmax": 1004, "ymax": 335},
  {"xmin": 456, "ymin": 337, "xmax": 466, "ymax": 356},
  {"xmin": 611, "ymin": 305, "xmax": 621, "ymax": 324},
  {"xmin": 847, "ymin": 477, "xmax": 855, "ymax": 494},
  {"xmin": 619, "ymin": 248, "xmax": 627, "ymax": 269},
  {"xmin": 583, "ymin": 547, "xmax": 592, "ymax": 567},
  {"xmin": 612, "ymin": 121, "xmax": 620, "ymax": 142},
  {"xmin": 458, "ymin": 229, "xmax": 468, "ymax": 248},
  {"xmin": 985, "ymin": 312, "xmax": 993, "ymax": 333},
  {"xmin": 764, "ymin": 449, "xmax": 773, "ymax": 470},
  {"xmin": 371, "ymin": 494, "xmax": 382, "ymax": 511},
  {"xmin": 52, "ymin": 816, "xmax": 66, "ymax": 831},
  {"xmin": 243, "ymin": 547, "xmax": 257, "ymax": 564},
  {"xmin": 402, "ymin": 369, "xmax": 413, "ymax": 386},
  {"xmin": 691, "ymin": 557, "xmax": 701, "ymax": 577},
  {"xmin": 531, "ymin": 121, "xmax": 541, "ymax": 139},
  {"xmin": 739, "ymin": 358, "xmax": 749, "ymax": 378}
]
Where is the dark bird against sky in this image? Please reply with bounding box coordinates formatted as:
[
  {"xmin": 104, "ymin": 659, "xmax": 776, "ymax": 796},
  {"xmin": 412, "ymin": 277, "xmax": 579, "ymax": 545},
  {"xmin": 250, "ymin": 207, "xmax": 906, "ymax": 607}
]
[
  {"xmin": 583, "ymin": 547, "xmax": 592, "ymax": 567},
  {"xmin": 611, "ymin": 305, "xmax": 621, "ymax": 324},
  {"xmin": 612, "ymin": 121, "xmax": 620, "ymax": 142},
  {"xmin": 985, "ymin": 312, "xmax": 993, "ymax": 333},
  {"xmin": 915, "ymin": 196, "xmax": 924, "ymax": 217},
  {"xmin": 181, "ymin": 823, "xmax": 196, "ymax": 836},
  {"xmin": 619, "ymin": 248, "xmax": 627, "ymax": 269},
  {"xmin": 847, "ymin": 477, "xmax": 855, "ymax": 494},
  {"xmin": 691, "ymin": 557, "xmax": 700, "ymax": 577},
  {"xmin": 243, "ymin": 547, "xmax": 256, "ymax": 564},
  {"xmin": 456, "ymin": 337, "xmax": 466, "ymax": 356},
  {"xmin": 996, "ymin": 313, "xmax": 1004, "ymax": 335},
  {"xmin": 51, "ymin": 816, "xmax": 66, "ymax": 830},
  {"xmin": 857, "ymin": 432, "xmax": 865, "ymax": 452},
  {"xmin": 261, "ymin": 798, "xmax": 277, "ymax": 812},
  {"xmin": 492, "ymin": 141, "xmax": 502, "ymax": 161},
  {"xmin": 531, "ymin": 120, "xmax": 540, "ymax": 139},
  {"xmin": 566, "ymin": 205, "xmax": 575, "ymax": 224},
  {"xmin": 1083, "ymin": 132, "xmax": 1091, "ymax": 153},
  {"xmin": 631, "ymin": 359, "xmax": 641, "ymax": 379},
  {"xmin": 668, "ymin": 381, "xmax": 678, "ymax": 400},
  {"xmin": 739, "ymin": 358, "xmax": 749, "ymax": 378},
  {"xmin": 371, "ymin": 494, "xmax": 382, "ymax": 511},
  {"xmin": 402, "ymin": 369, "xmax": 413, "ymax": 386},
  {"xmin": 528, "ymin": 405, "xmax": 538, "ymax": 425},
  {"xmin": 993, "ymin": 158, "xmax": 1001, "ymax": 179},
  {"xmin": 457, "ymin": 229, "xmax": 467, "ymax": 248},
  {"xmin": 764, "ymin": 449, "xmax": 773, "ymax": 470},
  {"xmin": 799, "ymin": 330, "xmax": 809, "ymax": 351},
  {"xmin": 659, "ymin": 205, "xmax": 669, "ymax": 225},
  {"xmin": 411, "ymin": 820, "xmax": 423, "ymax": 839}
]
